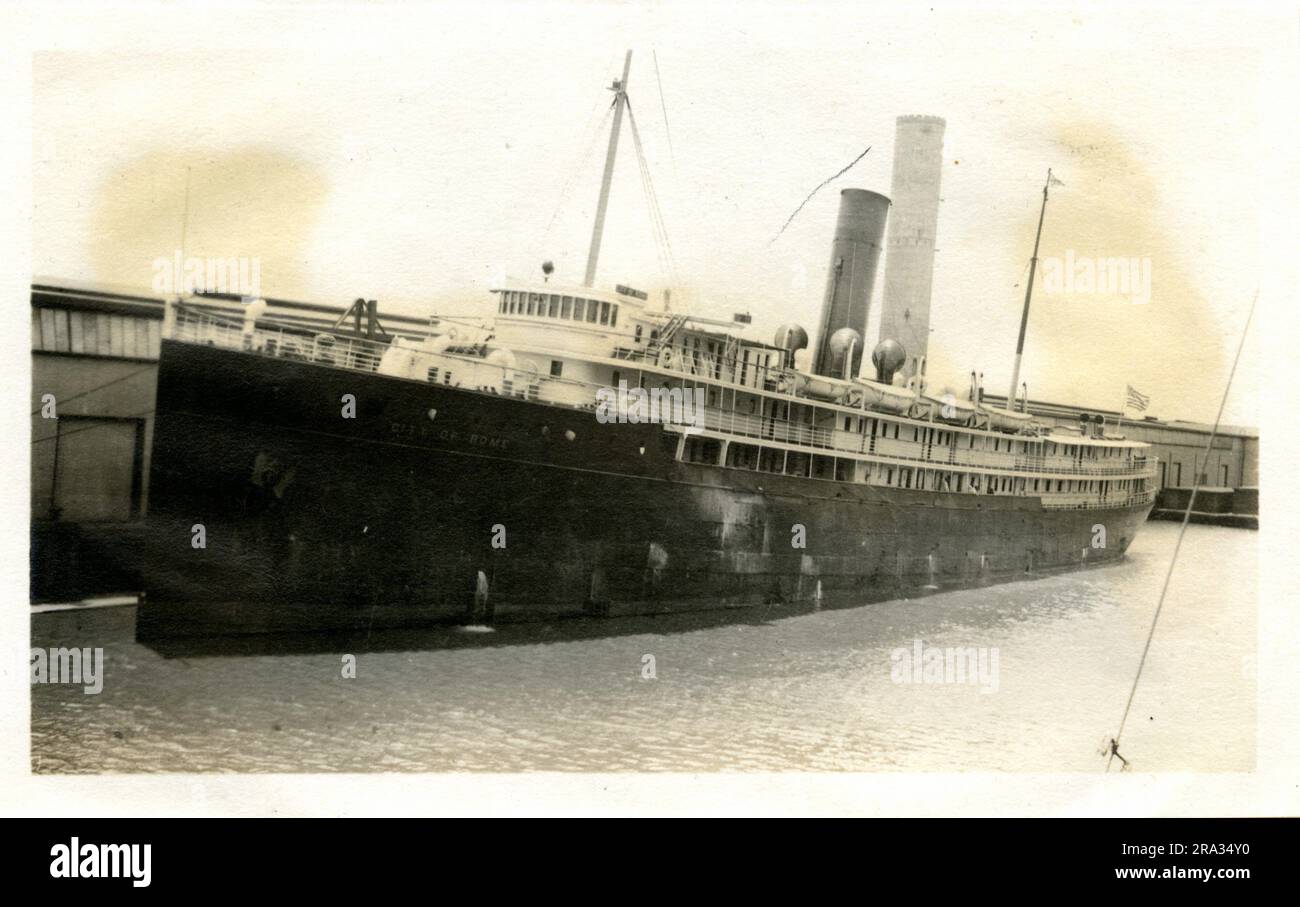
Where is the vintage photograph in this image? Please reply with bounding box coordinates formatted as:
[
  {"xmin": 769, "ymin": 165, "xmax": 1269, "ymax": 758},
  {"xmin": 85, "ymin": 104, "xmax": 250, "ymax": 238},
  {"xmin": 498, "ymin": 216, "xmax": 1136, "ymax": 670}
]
[{"xmin": 23, "ymin": 3, "xmax": 1276, "ymax": 789}]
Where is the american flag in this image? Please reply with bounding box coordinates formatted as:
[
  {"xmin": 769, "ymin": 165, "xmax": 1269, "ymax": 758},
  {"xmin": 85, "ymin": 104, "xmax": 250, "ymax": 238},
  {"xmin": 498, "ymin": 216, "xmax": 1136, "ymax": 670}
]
[{"xmin": 1125, "ymin": 384, "xmax": 1150, "ymax": 412}]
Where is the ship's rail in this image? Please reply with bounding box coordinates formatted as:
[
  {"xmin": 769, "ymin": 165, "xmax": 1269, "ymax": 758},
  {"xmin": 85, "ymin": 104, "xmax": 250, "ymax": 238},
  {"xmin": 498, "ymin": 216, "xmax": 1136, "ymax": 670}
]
[
  {"xmin": 169, "ymin": 303, "xmax": 393, "ymax": 372},
  {"xmin": 168, "ymin": 301, "xmax": 610, "ymax": 408},
  {"xmin": 1040, "ymin": 491, "xmax": 1156, "ymax": 510},
  {"xmin": 675, "ymin": 409, "xmax": 1159, "ymax": 480},
  {"xmin": 166, "ymin": 303, "xmax": 1156, "ymax": 490},
  {"xmin": 614, "ymin": 343, "xmax": 787, "ymax": 392}
]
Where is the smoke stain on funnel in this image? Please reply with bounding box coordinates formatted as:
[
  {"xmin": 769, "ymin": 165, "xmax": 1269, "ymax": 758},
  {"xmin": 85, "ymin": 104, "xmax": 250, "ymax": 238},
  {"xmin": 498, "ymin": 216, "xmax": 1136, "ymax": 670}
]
[
  {"xmin": 88, "ymin": 147, "xmax": 329, "ymax": 296},
  {"xmin": 1005, "ymin": 119, "xmax": 1231, "ymax": 416}
]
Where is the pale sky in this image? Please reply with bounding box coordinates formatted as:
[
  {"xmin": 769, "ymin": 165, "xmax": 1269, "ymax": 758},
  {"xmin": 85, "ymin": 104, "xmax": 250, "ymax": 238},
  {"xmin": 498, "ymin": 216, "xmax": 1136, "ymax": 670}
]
[{"xmin": 31, "ymin": 2, "xmax": 1295, "ymax": 426}]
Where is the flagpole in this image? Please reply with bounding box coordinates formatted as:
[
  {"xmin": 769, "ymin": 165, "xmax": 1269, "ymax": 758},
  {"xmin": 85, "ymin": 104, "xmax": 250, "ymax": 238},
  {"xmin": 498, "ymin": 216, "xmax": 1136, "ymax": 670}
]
[{"xmin": 1007, "ymin": 169, "xmax": 1055, "ymax": 411}]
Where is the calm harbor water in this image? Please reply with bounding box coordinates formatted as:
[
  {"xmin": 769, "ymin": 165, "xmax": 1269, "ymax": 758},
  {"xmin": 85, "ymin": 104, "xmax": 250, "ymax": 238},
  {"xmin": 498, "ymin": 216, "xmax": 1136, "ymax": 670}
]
[{"xmin": 31, "ymin": 522, "xmax": 1255, "ymax": 773}]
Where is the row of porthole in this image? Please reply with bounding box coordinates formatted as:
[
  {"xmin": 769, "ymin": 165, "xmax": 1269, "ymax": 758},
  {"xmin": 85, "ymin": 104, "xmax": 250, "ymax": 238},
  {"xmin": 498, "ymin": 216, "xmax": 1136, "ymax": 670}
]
[
  {"xmin": 429, "ymin": 407, "xmax": 588, "ymax": 446},
  {"xmin": 539, "ymin": 424, "xmax": 647, "ymax": 455},
  {"xmin": 539, "ymin": 425, "xmax": 577, "ymax": 442}
]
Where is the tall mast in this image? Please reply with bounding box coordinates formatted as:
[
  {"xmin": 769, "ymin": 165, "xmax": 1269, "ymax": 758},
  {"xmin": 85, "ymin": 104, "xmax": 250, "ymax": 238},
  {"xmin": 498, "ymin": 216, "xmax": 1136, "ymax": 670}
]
[
  {"xmin": 1006, "ymin": 168, "xmax": 1054, "ymax": 411},
  {"xmin": 583, "ymin": 50, "xmax": 632, "ymax": 288}
]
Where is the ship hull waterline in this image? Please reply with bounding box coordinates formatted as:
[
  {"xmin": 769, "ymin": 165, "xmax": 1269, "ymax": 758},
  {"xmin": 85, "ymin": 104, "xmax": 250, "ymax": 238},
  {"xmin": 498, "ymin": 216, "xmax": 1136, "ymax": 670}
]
[{"xmin": 135, "ymin": 340, "xmax": 1153, "ymax": 640}]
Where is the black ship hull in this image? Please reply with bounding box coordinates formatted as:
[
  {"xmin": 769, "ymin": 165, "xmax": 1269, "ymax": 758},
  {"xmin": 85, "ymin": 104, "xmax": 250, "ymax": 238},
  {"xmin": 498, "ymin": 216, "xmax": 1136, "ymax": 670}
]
[{"xmin": 136, "ymin": 340, "xmax": 1153, "ymax": 639}]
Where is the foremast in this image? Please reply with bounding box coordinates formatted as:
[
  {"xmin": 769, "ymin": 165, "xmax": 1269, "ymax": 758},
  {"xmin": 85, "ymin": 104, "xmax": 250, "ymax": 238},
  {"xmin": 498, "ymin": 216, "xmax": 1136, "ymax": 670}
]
[{"xmin": 583, "ymin": 50, "xmax": 633, "ymax": 288}]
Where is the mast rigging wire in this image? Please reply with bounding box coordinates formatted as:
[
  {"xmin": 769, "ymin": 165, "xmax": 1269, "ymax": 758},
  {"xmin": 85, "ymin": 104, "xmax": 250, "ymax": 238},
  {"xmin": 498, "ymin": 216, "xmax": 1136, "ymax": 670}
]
[
  {"xmin": 652, "ymin": 50, "xmax": 677, "ymax": 178},
  {"xmin": 544, "ymin": 102, "xmax": 615, "ymax": 242},
  {"xmin": 625, "ymin": 98, "xmax": 681, "ymax": 293}
]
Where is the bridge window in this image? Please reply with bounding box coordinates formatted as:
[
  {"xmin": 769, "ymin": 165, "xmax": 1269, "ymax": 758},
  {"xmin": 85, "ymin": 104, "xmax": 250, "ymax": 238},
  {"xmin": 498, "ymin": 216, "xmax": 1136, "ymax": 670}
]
[
  {"xmin": 610, "ymin": 304, "xmax": 618, "ymax": 327},
  {"xmin": 587, "ymin": 301, "xmax": 599, "ymax": 323},
  {"xmin": 562, "ymin": 296, "xmax": 573, "ymax": 318},
  {"xmin": 548, "ymin": 295, "xmax": 560, "ymax": 317},
  {"xmin": 599, "ymin": 301, "xmax": 611, "ymax": 325},
  {"xmin": 573, "ymin": 298, "xmax": 585, "ymax": 321},
  {"xmin": 550, "ymin": 360, "xmax": 563, "ymax": 378}
]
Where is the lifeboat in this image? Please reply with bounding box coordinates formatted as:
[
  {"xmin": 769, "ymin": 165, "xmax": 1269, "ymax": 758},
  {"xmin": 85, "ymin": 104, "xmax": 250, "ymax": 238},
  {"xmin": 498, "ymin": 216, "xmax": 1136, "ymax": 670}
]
[
  {"xmin": 979, "ymin": 406, "xmax": 1037, "ymax": 433},
  {"xmin": 793, "ymin": 373, "xmax": 864, "ymax": 407},
  {"xmin": 853, "ymin": 377, "xmax": 915, "ymax": 414},
  {"xmin": 918, "ymin": 392, "xmax": 978, "ymax": 424}
]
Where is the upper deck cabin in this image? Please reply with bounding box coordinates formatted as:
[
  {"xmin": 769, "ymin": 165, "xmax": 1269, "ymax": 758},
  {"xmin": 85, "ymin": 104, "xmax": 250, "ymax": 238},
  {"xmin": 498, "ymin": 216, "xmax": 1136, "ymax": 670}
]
[
  {"xmin": 164, "ymin": 285, "xmax": 1157, "ymax": 512},
  {"xmin": 487, "ymin": 283, "xmax": 1152, "ymax": 505},
  {"xmin": 490, "ymin": 280, "xmax": 786, "ymax": 390}
]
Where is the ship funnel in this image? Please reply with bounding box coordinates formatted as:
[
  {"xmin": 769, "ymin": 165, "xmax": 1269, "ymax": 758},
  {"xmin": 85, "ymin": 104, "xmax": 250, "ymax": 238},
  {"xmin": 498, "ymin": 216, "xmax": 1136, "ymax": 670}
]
[{"xmin": 813, "ymin": 188, "xmax": 891, "ymax": 378}]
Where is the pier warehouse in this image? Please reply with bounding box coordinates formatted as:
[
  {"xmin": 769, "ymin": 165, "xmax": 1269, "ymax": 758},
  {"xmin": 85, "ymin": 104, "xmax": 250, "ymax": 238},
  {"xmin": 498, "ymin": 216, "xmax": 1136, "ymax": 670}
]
[
  {"xmin": 29, "ymin": 281, "xmax": 1259, "ymax": 602},
  {"xmin": 29, "ymin": 282, "xmax": 435, "ymax": 600}
]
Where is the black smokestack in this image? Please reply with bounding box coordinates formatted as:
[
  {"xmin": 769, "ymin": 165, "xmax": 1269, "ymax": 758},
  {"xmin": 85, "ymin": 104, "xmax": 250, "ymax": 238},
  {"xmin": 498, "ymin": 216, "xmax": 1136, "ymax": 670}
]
[{"xmin": 813, "ymin": 188, "xmax": 891, "ymax": 378}]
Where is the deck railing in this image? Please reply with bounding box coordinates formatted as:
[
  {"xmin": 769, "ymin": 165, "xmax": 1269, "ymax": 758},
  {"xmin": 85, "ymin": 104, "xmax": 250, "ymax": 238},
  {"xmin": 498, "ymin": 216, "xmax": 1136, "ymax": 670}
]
[
  {"xmin": 670, "ymin": 409, "xmax": 1158, "ymax": 481},
  {"xmin": 168, "ymin": 302, "xmax": 1156, "ymax": 488}
]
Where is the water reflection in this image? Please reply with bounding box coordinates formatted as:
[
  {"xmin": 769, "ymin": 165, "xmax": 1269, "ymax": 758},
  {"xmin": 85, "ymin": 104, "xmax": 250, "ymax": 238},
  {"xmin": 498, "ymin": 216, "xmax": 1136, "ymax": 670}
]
[{"xmin": 31, "ymin": 523, "xmax": 1255, "ymax": 774}]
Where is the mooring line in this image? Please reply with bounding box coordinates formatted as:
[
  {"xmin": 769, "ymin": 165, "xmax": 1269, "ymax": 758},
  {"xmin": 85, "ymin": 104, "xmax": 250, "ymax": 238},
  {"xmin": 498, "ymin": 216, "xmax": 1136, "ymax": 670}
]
[{"xmin": 1105, "ymin": 288, "xmax": 1258, "ymax": 772}]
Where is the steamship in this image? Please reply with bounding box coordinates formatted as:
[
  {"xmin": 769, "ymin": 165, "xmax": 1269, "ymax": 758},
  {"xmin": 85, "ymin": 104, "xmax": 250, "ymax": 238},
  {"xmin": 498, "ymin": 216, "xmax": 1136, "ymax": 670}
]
[{"xmin": 136, "ymin": 54, "xmax": 1156, "ymax": 639}]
